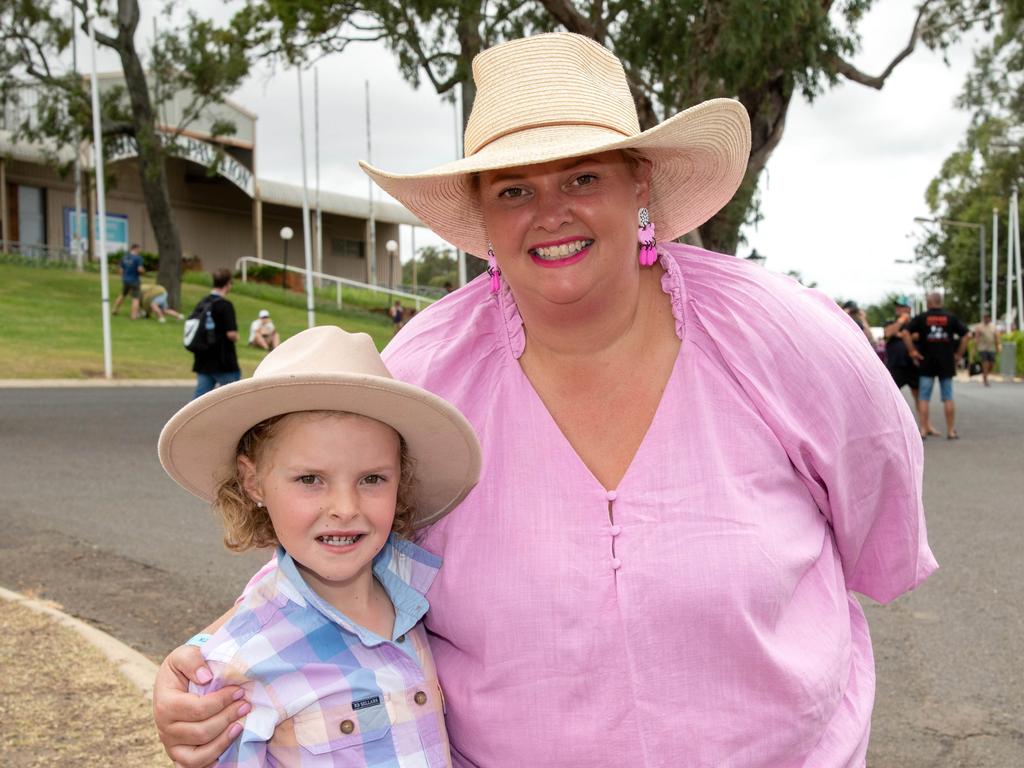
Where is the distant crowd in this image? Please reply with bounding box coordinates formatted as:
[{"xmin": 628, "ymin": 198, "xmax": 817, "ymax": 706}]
[{"xmin": 843, "ymin": 293, "xmax": 1002, "ymax": 441}]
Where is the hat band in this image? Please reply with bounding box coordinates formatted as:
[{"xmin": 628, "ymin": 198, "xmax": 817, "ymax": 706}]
[{"xmin": 469, "ymin": 120, "xmax": 636, "ymax": 157}]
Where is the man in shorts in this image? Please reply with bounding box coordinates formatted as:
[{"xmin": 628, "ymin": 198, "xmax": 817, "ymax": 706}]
[
  {"xmin": 906, "ymin": 292, "xmax": 969, "ymax": 440},
  {"xmin": 972, "ymin": 313, "xmax": 1001, "ymax": 386},
  {"xmin": 883, "ymin": 296, "xmax": 920, "ymax": 391},
  {"xmin": 885, "ymin": 296, "xmax": 937, "ymax": 435},
  {"xmin": 111, "ymin": 244, "xmax": 145, "ymax": 319}
]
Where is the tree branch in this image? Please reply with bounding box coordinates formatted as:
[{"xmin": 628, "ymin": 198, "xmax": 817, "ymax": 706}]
[
  {"xmin": 833, "ymin": 0, "xmax": 933, "ymax": 90},
  {"xmin": 536, "ymin": 0, "xmax": 596, "ymax": 38}
]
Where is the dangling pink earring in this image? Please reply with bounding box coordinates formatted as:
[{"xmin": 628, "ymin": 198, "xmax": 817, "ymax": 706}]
[
  {"xmin": 487, "ymin": 242, "xmax": 502, "ymax": 294},
  {"xmin": 637, "ymin": 207, "xmax": 657, "ymax": 266}
]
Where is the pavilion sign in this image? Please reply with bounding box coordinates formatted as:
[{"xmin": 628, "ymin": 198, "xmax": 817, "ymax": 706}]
[{"xmin": 106, "ymin": 133, "xmax": 255, "ymax": 197}]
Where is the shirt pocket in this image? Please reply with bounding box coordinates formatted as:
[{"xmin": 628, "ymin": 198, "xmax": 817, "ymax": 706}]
[
  {"xmin": 291, "ymin": 693, "xmax": 392, "ymax": 758},
  {"xmin": 388, "ymin": 681, "xmax": 451, "ymax": 767}
]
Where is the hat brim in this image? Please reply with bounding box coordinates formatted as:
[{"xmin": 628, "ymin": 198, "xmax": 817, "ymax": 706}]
[
  {"xmin": 361, "ymin": 98, "xmax": 750, "ymax": 257},
  {"xmin": 158, "ymin": 374, "xmax": 481, "ymax": 529}
]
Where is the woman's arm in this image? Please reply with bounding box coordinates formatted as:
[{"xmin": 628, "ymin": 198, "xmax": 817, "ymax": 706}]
[{"xmin": 153, "ymin": 608, "xmax": 248, "ymax": 768}]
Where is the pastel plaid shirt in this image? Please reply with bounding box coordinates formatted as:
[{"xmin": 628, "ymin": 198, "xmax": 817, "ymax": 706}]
[{"xmin": 191, "ymin": 536, "xmax": 450, "ymax": 767}]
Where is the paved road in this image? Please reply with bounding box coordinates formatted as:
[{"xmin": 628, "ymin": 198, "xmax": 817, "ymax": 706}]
[
  {"xmin": 1, "ymin": 381, "xmax": 1021, "ymax": 766},
  {"xmin": 0, "ymin": 386, "xmax": 268, "ymax": 660}
]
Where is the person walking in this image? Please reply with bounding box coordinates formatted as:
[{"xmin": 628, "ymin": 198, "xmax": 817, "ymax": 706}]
[
  {"xmin": 907, "ymin": 292, "xmax": 969, "ymax": 439},
  {"xmin": 388, "ymin": 300, "xmax": 405, "ymax": 335},
  {"xmin": 973, "ymin": 313, "xmax": 1001, "ymax": 386},
  {"xmin": 883, "ymin": 296, "xmax": 938, "ymax": 433},
  {"xmin": 842, "ymin": 300, "xmax": 876, "ymax": 348},
  {"xmin": 191, "ymin": 268, "xmax": 240, "ymax": 399},
  {"xmin": 111, "ymin": 244, "xmax": 145, "ymax": 319}
]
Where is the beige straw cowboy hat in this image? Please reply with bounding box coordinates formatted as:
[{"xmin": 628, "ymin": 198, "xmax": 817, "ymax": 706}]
[
  {"xmin": 361, "ymin": 32, "xmax": 751, "ymax": 258},
  {"xmin": 159, "ymin": 326, "xmax": 482, "ymax": 528}
]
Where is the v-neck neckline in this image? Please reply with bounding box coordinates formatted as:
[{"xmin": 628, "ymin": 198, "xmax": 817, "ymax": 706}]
[{"xmin": 497, "ymin": 252, "xmax": 688, "ymax": 495}]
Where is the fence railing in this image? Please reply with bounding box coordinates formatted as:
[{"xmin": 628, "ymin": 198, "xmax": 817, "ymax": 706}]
[
  {"xmin": 2, "ymin": 241, "xmax": 83, "ymax": 267},
  {"xmin": 235, "ymin": 256, "xmax": 434, "ymax": 311}
]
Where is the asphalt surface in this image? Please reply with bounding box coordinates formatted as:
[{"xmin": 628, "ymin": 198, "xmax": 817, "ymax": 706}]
[
  {"xmin": 1, "ymin": 380, "xmax": 1022, "ymax": 766},
  {"xmin": 0, "ymin": 386, "xmax": 268, "ymax": 661}
]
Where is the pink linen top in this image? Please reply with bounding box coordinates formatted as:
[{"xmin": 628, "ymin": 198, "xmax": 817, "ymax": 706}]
[{"xmin": 382, "ymin": 243, "xmax": 936, "ymax": 767}]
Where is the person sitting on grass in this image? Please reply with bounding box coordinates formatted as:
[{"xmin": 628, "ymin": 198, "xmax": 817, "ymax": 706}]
[
  {"xmin": 248, "ymin": 310, "xmax": 280, "ymax": 351},
  {"xmin": 157, "ymin": 325, "xmax": 481, "ymax": 766}
]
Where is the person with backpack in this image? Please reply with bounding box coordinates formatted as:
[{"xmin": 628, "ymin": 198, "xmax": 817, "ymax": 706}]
[{"xmin": 188, "ymin": 268, "xmax": 240, "ymax": 399}]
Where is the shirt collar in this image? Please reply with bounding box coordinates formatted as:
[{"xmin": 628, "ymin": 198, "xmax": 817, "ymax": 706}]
[{"xmin": 275, "ymin": 534, "xmax": 440, "ymax": 645}]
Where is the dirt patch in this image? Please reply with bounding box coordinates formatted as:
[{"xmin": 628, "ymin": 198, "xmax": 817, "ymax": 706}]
[
  {"xmin": 0, "ymin": 517, "xmax": 252, "ymax": 664},
  {"xmin": 0, "ymin": 600, "xmax": 169, "ymax": 767}
]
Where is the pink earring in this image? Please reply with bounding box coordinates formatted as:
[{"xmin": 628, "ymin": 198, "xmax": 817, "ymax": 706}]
[
  {"xmin": 487, "ymin": 242, "xmax": 502, "ymax": 294},
  {"xmin": 638, "ymin": 207, "xmax": 657, "ymax": 266}
]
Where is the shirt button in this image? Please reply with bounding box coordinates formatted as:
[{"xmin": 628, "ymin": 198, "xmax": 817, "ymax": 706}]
[
  {"xmin": 609, "ymin": 525, "xmax": 622, "ymax": 536},
  {"xmin": 605, "ymin": 490, "xmax": 618, "ymax": 501},
  {"xmin": 611, "ymin": 558, "xmax": 622, "ymax": 570},
  {"xmin": 339, "ymin": 719, "xmax": 355, "ymax": 735},
  {"xmin": 396, "ymin": 634, "xmax": 406, "ymax": 643},
  {"xmin": 414, "ymin": 690, "xmax": 428, "ymax": 706}
]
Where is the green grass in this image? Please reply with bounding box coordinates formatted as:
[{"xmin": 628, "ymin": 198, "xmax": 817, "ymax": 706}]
[{"xmin": 0, "ymin": 262, "xmax": 399, "ymax": 379}]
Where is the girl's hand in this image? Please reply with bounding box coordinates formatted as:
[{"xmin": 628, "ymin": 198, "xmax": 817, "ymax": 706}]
[{"xmin": 152, "ymin": 644, "xmax": 248, "ymax": 768}]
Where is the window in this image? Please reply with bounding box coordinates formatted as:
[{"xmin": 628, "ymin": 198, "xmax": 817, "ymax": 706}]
[
  {"xmin": 331, "ymin": 238, "xmax": 363, "ymax": 259},
  {"xmin": 17, "ymin": 185, "xmax": 45, "ymax": 248}
]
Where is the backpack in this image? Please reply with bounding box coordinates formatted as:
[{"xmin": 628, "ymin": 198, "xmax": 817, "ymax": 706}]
[{"xmin": 183, "ymin": 295, "xmax": 219, "ymax": 353}]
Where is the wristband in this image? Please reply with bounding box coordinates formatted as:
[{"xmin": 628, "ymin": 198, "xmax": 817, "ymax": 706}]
[{"xmin": 185, "ymin": 633, "xmax": 212, "ymax": 648}]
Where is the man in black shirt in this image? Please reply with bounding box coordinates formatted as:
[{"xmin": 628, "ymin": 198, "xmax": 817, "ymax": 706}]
[
  {"xmin": 191, "ymin": 268, "xmax": 241, "ymax": 399},
  {"xmin": 883, "ymin": 296, "xmax": 937, "ymax": 435},
  {"xmin": 906, "ymin": 292, "xmax": 969, "ymax": 440},
  {"xmin": 883, "ymin": 297, "xmax": 919, "ymax": 392}
]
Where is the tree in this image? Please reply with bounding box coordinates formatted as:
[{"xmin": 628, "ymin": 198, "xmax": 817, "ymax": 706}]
[
  {"xmin": 402, "ymin": 244, "xmax": 458, "ymax": 287},
  {"xmin": 864, "ymin": 292, "xmax": 908, "ymax": 327},
  {"xmin": 0, "ymin": 0, "xmax": 250, "ymax": 307},
  {"xmin": 402, "ymin": 244, "xmax": 487, "ymax": 287},
  {"xmin": 235, "ymin": 0, "xmax": 999, "ymax": 256},
  {"xmin": 784, "ymin": 269, "xmax": 818, "ymax": 289},
  {"xmin": 918, "ymin": 1, "xmax": 1023, "ymax": 322}
]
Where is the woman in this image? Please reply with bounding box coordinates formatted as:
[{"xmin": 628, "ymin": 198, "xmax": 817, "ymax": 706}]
[{"xmin": 154, "ymin": 33, "xmax": 934, "ymax": 767}]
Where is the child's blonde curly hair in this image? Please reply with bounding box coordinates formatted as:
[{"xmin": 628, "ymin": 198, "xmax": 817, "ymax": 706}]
[{"xmin": 213, "ymin": 411, "xmax": 418, "ymax": 552}]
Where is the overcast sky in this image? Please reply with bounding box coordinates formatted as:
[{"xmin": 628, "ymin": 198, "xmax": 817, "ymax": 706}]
[{"xmin": 105, "ymin": 0, "xmax": 983, "ymax": 305}]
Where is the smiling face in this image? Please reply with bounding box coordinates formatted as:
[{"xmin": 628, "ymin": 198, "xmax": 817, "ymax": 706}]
[
  {"xmin": 238, "ymin": 411, "xmax": 401, "ymax": 605},
  {"xmin": 478, "ymin": 151, "xmax": 650, "ymax": 309}
]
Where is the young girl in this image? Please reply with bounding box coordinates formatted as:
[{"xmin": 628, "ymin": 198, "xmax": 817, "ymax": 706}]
[{"xmin": 158, "ymin": 325, "xmax": 481, "ymax": 767}]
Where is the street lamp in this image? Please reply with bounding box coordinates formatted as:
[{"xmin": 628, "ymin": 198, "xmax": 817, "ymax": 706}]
[
  {"xmin": 280, "ymin": 226, "xmax": 294, "ymax": 291},
  {"xmin": 913, "ymin": 216, "xmax": 986, "ymax": 318},
  {"xmin": 385, "ymin": 239, "xmax": 398, "ymax": 287}
]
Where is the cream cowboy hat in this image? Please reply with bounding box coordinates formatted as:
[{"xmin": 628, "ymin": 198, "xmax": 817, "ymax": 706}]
[
  {"xmin": 159, "ymin": 326, "xmax": 482, "ymax": 528},
  {"xmin": 360, "ymin": 32, "xmax": 751, "ymax": 258}
]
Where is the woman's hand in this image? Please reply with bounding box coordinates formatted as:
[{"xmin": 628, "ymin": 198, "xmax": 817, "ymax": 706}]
[{"xmin": 152, "ymin": 644, "xmax": 248, "ymax": 768}]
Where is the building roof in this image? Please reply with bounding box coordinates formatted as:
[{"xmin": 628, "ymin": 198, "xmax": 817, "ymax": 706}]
[
  {"xmin": 0, "ymin": 132, "xmax": 422, "ymax": 227},
  {"xmin": 257, "ymin": 177, "xmax": 422, "ymax": 227}
]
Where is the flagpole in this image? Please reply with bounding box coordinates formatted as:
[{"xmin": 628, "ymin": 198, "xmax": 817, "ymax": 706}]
[
  {"xmin": 365, "ymin": 80, "xmax": 376, "ymax": 286},
  {"xmin": 88, "ymin": 2, "xmax": 112, "ymax": 378},
  {"xmin": 71, "ymin": 4, "xmax": 84, "ymax": 271},
  {"xmin": 314, "ymin": 66, "xmax": 323, "ymax": 286},
  {"xmin": 297, "ymin": 68, "xmax": 316, "ymax": 328},
  {"xmin": 991, "ymin": 208, "xmax": 999, "ymax": 323}
]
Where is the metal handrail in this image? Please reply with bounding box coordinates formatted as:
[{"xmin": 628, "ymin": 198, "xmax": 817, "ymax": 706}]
[
  {"xmin": 2, "ymin": 241, "xmax": 80, "ymax": 266},
  {"xmin": 235, "ymin": 256, "xmax": 431, "ymax": 310}
]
